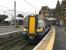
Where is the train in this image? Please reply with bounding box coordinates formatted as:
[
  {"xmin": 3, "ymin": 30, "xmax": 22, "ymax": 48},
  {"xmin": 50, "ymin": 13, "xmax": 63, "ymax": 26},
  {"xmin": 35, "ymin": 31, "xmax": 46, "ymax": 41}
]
[{"xmin": 23, "ymin": 15, "xmax": 50, "ymax": 42}]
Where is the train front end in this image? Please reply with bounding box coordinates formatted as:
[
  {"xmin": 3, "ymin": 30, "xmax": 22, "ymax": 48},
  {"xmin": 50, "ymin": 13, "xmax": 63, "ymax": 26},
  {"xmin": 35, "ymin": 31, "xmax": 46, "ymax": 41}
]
[{"xmin": 23, "ymin": 15, "xmax": 45, "ymax": 40}]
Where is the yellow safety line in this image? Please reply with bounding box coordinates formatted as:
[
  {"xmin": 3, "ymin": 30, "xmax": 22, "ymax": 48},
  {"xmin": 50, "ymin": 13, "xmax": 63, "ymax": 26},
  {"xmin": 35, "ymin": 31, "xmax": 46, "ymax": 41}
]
[{"xmin": 45, "ymin": 28, "xmax": 55, "ymax": 50}]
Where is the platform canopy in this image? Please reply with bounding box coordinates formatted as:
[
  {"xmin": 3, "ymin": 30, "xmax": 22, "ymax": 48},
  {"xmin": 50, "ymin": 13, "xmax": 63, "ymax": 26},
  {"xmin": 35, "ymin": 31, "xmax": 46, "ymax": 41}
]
[
  {"xmin": 45, "ymin": 17, "xmax": 57, "ymax": 21},
  {"xmin": 4, "ymin": 17, "xmax": 24, "ymax": 21}
]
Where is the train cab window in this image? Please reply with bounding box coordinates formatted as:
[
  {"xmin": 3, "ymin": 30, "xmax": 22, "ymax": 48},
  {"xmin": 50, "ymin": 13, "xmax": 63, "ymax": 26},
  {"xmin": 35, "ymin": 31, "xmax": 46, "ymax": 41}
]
[
  {"xmin": 38, "ymin": 19, "xmax": 44, "ymax": 28},
  {"xmin": 37, "ymin": 17, "xmax": 44, "ymax": 28}
]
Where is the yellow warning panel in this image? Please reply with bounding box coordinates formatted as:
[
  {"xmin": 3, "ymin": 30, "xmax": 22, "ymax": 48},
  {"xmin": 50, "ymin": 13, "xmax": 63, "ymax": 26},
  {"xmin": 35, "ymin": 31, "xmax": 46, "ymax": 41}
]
[{"xmin": 29, "ymin": 16, "xmax": 35, "ymax": 34}]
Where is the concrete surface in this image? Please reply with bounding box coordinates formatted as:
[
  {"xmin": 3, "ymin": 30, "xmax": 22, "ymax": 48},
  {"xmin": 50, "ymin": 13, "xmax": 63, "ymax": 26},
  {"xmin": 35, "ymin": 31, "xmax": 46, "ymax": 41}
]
[
  {"xmin": 53, "ymin": 26, "xmax": 66, "ymax": 50},
  {"xmin": 0, "ymin": 26, "xmax": 23, "ymax": 34}
]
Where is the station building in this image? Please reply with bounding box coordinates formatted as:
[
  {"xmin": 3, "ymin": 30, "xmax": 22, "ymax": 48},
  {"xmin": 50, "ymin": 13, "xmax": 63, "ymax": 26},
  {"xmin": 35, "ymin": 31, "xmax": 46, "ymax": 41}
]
[
  {"xmin": 39, "ymin": 0, "xmax": 66, "ymax": 26},
  {"xmin": 54, "ymin": 0, "xmax": 66, "ymax": 26}
]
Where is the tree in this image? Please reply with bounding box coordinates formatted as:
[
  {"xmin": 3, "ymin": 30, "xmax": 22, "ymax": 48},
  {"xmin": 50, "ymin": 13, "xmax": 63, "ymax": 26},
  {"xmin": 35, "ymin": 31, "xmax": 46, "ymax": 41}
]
[
  {"xmin": 0, "ymin": 14, "xmax": 8, "ymax": 19},
  {"xmin": 17, "ymin": 14, "xmax": 24, "ymax": 18},
  {"xmin": 2, "ymin": 15, "xmax": 8, "ymax": 19},
  {"xmin": 0, "ymin": 14, "xmax": 8, "ymax": 24}
]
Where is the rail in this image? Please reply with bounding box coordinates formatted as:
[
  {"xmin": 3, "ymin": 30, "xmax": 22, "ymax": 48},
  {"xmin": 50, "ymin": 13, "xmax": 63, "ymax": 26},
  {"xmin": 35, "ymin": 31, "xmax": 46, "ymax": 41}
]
[
  {"xmin": 0, "ymin": 30, "xmax": 22, "ymax": 44},
  {"xmin": 0, "ymin": 30, "xmax": 22, "ymax": 35}
]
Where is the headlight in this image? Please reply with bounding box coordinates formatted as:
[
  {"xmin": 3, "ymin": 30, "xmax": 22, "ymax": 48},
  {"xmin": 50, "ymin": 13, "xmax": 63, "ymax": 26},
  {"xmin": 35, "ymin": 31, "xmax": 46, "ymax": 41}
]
[
  {"xmin": 36, "ymin": 28, "xmax": 43, "ymax": 32},
  {"xmin": 23, "ymin": 28, "xmax": 28, "ymax": 32}
]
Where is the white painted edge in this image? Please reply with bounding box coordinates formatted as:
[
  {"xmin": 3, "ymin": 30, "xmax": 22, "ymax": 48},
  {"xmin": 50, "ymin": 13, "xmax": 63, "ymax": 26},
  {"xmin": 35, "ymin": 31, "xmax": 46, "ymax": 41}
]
[
  {"xmin": 33, "ymin": 27, "xmax": 52, "ymax": 50},
  {"xmin": 0, "ymin": 30, "xmax": 22, "ymax": 35}
]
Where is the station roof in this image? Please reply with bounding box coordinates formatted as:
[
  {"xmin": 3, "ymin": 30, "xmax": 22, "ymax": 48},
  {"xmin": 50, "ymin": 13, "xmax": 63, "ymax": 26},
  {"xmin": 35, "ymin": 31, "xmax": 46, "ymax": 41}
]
[
  {"xmin": 4, "ymin": 17, "xmax": 24, "ymax": 21},
  {"xmin": 45, "ymin": 17, "xmax": 56, "ymax": 21}
]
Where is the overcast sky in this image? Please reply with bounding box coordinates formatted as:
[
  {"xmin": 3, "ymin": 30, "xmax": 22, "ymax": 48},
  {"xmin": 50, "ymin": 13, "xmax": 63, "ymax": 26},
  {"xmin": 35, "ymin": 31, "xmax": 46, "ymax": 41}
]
[{"xmin": 0, "ymin": 0, "xmax": 62, "ymax": 14}]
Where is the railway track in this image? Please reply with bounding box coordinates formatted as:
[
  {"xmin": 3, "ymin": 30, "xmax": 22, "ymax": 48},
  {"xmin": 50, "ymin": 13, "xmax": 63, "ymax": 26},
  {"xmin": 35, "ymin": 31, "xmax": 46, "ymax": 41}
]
[
  {"xmin": 20, "ymin": 43, "xmax": 35, "ymax": 50},
  {"xmin": 10, "ymin": 41, "xmax": 29, "ymax": 50},
  {"xmin": 0, "ymin": 36, "xmax": 36, "ymax": 50},
  {"xmin": 0, "ymin": 27, "xmax": 51, "ymax": 50},
  {"xmin": 0, "ymin": 36, "xmax": 28, "ymax": 50},
  {"xmin": 0, "ymin": 36, "xmax": 22, "ymax": 44}
]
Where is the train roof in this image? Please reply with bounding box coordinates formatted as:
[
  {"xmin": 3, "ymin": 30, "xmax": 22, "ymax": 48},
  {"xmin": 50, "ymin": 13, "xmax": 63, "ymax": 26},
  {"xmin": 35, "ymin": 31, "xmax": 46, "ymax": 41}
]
[{"xmin": 24, "ymin": 15, "xmax": 42, "ymax": 20}]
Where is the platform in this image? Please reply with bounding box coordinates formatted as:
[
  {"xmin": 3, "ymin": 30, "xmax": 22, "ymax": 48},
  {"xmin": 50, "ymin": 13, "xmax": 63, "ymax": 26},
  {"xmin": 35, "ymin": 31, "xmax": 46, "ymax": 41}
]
[
  {"xmin": 33, "ymin": 26, "xmax": 55, "ymax": 50},
  {"xmin": 53, "ymin": 26, "xmax": 66, "ymax": 50},
  {"xmin": 33, "ymin": 26, "xmax": 66, "ymax": 50},
  {"xmin": 0, "ymin": 26, "xmax": 23, "ymax": 34}
]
